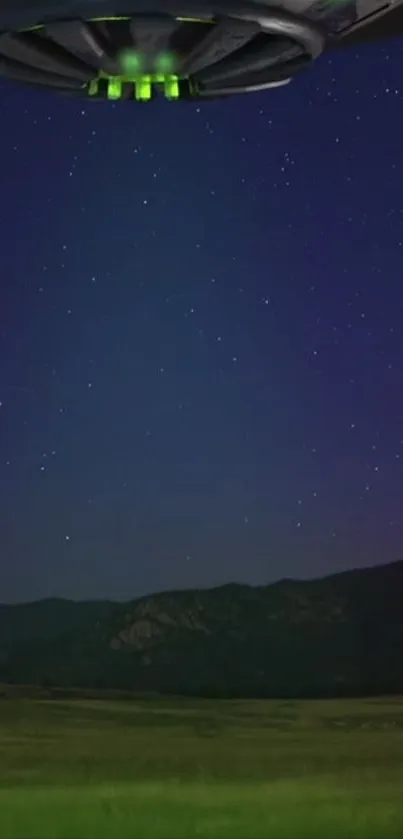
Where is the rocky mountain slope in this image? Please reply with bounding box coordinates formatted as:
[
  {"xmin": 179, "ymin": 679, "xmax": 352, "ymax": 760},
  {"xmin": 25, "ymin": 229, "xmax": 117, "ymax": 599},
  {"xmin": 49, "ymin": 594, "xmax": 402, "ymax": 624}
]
[{"xmin": 0, "ymin": 560, "xmax": 402, "ymax": 698}]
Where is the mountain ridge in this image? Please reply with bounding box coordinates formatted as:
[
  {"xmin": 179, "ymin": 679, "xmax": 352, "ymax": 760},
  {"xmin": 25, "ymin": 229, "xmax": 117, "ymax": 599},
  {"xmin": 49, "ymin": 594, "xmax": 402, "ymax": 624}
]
[{"xmin": 1, "ymin": 559, "xmax": 402, "ymax": 698}]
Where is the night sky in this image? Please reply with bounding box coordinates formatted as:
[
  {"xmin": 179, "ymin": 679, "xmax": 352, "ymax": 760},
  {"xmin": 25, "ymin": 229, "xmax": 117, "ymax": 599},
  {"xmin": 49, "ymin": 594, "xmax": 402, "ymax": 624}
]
[{"xmin": 1, "ymin": 37, "xmax": 403, "ymax": 603}]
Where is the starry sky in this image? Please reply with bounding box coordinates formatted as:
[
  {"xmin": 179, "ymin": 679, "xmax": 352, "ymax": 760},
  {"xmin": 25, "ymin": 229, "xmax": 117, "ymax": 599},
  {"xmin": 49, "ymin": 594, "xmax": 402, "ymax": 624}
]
[{"xmin": 1, "ymin": 36, "xmax": 403, "ymax": 603}]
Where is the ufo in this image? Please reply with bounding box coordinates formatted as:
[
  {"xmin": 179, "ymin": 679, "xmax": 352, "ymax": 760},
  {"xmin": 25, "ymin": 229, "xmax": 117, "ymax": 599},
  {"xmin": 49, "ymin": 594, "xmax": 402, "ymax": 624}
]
[{"xmin": 0, "ymin": 0, "xmax": 401, "ymax": 101}]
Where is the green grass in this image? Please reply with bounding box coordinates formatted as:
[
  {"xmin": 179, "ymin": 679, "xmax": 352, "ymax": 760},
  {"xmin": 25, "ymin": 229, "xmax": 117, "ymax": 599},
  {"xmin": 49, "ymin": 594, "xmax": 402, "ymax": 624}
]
[{"xmin": 0, "ymin": 695, "xmax": 403, "ymax": 837}]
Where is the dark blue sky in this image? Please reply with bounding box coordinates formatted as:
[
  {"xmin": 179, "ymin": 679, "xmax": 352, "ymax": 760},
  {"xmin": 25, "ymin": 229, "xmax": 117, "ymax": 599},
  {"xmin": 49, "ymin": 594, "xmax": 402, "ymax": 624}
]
[{"xmin": 1, "ymin": 37, "xmax": 403, "ymax": 602}]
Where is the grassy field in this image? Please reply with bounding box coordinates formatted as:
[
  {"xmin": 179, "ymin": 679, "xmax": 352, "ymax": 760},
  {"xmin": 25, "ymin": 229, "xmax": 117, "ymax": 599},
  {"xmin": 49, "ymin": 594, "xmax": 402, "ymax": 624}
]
[{"xmin": 0, "ymin": 695, "xmax": 403, "ymax": 837}]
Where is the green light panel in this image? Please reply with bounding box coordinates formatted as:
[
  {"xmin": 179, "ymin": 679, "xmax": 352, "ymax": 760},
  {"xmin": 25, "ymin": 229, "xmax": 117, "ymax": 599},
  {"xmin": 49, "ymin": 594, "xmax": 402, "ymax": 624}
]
[{"xmin": 88, "ymin": 74, "xmax": 181, "ymax": 101}]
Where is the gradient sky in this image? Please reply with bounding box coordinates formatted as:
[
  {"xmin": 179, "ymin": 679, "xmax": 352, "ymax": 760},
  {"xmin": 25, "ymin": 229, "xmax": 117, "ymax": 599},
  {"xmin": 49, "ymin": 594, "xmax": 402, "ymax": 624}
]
[{"xmin": 1, "ymin": 36, "xmax": 403, "ymax": 602}]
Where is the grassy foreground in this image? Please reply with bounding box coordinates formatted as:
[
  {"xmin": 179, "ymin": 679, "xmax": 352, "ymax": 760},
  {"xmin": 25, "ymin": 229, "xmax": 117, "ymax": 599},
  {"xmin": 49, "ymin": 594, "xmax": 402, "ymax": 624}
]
[{"xmin": 0, "ymin": 695, "xmax": 403, "ymax": 837}]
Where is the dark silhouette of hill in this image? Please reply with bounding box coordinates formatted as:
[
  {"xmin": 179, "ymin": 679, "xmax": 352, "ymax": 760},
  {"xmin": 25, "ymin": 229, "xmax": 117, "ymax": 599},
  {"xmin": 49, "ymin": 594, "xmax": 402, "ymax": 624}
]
[{"xmin": 0, "ymin": 560, "xmax": 402, "ymax": 698}]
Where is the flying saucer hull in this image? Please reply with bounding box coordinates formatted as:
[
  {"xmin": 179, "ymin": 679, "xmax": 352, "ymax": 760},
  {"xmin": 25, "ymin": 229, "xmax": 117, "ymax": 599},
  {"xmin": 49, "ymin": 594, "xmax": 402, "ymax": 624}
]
[{"xmin": 0, "ymin": 0, "xmax": 401, "ymax": 100}]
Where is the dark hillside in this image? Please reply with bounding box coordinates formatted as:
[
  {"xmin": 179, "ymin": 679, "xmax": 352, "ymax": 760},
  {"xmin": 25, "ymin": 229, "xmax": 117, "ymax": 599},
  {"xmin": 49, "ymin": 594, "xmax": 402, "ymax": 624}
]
[{"xmin": 1, "ymin": 560, "xmax": 402, "ymax": 698}]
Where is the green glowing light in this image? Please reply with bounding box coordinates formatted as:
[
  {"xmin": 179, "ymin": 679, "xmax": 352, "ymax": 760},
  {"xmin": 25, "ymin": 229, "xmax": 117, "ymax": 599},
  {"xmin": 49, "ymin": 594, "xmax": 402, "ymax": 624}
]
[
  {"xmin": 164, "ymin": 76, "xmax": 179, "ymax": 99},
  {"xmin": 88, "ymin": 73, "xmax": 182, "ymax": 101},
  {"xmin": 108, "ymin": 77, "xmax": 122, "ymax": 99},
  {"xmin": 155, "ymin": 51, "xmax": 176, "ymax": 73},
  {"xmin": 135, "ymin": 75, "xmax": 152, "ymax": 101},
  {"xmin": 118, "ymin": 49, "xmax": 143, "ymax": 74},
  {"xmin": 88, "ymin": 79, "xmax": 98, "ymax": 97},
  {"xmin": 118, "ymin": 48, "xmax": 178, "ymax": 75}
]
